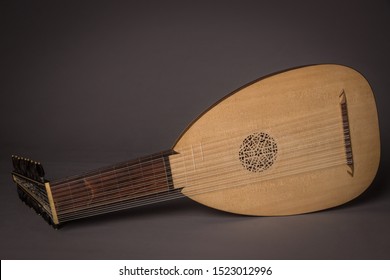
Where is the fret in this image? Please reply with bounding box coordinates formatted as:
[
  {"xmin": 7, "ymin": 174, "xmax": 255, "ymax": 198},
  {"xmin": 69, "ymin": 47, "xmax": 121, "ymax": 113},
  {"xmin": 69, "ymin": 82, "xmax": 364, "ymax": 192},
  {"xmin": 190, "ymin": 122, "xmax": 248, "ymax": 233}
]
[
  {"xmin": 50, "ymin": 150, "xmax": 176, "ymax": 222},
  {"xmin": 113, "ymin": 166, "xmax": 121, "ymax": 198}
]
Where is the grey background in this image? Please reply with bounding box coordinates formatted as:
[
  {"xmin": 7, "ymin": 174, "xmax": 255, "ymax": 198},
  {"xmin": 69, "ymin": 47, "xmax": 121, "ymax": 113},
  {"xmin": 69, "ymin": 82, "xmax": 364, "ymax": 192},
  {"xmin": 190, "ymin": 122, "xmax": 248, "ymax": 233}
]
[{"xmin": 1, "ymin": 0, "xmax": 389, "ymax": 259}]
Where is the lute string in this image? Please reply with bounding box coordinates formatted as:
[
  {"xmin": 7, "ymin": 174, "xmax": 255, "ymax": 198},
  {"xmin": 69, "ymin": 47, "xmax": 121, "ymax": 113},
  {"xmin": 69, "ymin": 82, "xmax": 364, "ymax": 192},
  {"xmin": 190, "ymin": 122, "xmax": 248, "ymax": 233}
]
[
  {"xmin": 51, "ymin": 121, "xmax": 346, "ymax": 206},
  {"xmin": 49, "ymin": 108, "xmax": 350, "ymax": 220},
  {"xmin": 51, "ymin": 121, "xmax": 343, "ymax": 211},
  {"xmin": 51, "ymin": 110, "xmax": 344, "ymax": 195},
  {"xmin": 55, "ymin": 116, "xmax": 348, "ymax": 219},
  {"xmin": 55, "ymin": 136, "xmax": 346, "ymax": 216},
  {"xmin": 58, "ymin": 156, "xmax": 347, "ymax": 222},
  {"xmin": 52, "ymin": 131, "xmax": 347, "ymax": 210},
  {"xmin": 57, "ymin": 151, "xmax": 347, "ymax": 219},
  {"xmin": 57, "ymin": 149, "xmax": 347, "ymax": 220},
  {"xmin": 58, "ymin": 148, "xmax": 345, "ymax": 214},
  {"xmin": 50, "ymin": 106, "xmax": 341, "ymax": 187}
]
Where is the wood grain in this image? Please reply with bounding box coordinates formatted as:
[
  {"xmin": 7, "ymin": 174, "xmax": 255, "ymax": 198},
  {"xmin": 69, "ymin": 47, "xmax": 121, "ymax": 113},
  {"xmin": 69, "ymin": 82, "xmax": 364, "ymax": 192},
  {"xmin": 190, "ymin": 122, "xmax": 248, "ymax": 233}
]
[{"xmin": 169, "ymin": 64, "xmax": 380, "ymax": 215}]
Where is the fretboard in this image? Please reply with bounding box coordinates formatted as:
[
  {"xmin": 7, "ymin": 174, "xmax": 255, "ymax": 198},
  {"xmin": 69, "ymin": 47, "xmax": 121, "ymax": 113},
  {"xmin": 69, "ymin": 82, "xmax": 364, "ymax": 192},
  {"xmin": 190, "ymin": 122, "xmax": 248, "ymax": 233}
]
[{"xmin": 49, "ymin": 150, "xmax": 181, "ymax": 223}]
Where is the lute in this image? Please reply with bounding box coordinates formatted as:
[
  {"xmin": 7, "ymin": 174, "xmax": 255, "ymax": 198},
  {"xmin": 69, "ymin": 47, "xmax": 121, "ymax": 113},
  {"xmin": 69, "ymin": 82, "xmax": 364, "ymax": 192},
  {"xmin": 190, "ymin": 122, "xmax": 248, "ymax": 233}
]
[{"xmin": 11, "ymin": 64, "xmax": 380, "ymax": 228}]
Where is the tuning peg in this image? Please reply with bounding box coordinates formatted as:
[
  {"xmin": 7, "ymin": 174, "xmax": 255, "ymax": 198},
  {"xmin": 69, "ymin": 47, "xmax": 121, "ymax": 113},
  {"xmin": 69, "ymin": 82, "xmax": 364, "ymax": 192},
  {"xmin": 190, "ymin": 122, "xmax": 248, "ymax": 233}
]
[
  {"xmin": 30, "ymin": 161, "xmax": 39, "ymax": 182},
  {"xmin": 28, "ymin": 160, "xmax": 35, "ymax": 180},
  {"xmin": 15, "ymin": 157, "xmax": 20, "ymax": 172},
  {"xmin": 25, "ymin": 159, "xmax": 34, "ymax": 179},
  {"xmin": 28, "ymin": 159, "xmax": 40, "ymax": 182},
  {"xmin": 11, "ymin": 155, "xmax": 18, "ymax": 172},
  {"xmin": 36, "ymin": 162, "xmax": 45, "ymax": 182},
  {"xmin": 14, "ymin": 156, "xmax": 22, "ymax": 174},
  {"xmin": 23, "ymin": 158, "xmax": 30, "ymax": 177},
  {"xmin": 19, "ymin": 157, "xmax": 27, "ymax": 176}
]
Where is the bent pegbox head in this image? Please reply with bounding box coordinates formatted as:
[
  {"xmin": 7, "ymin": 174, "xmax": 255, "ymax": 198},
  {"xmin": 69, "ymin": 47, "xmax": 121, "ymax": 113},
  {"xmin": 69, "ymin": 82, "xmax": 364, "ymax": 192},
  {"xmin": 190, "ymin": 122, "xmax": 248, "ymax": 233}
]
[{"xmin": 11, "ymin": 155, "xmax": 59, "ymax": 227}]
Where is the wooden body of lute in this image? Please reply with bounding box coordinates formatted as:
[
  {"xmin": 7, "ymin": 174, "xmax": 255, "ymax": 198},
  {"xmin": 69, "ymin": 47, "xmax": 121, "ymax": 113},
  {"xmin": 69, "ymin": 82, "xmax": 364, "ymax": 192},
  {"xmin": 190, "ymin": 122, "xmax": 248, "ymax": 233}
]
[{"xmin": 11, "ymin": 64, "xmax": 380, "ymax": 227}]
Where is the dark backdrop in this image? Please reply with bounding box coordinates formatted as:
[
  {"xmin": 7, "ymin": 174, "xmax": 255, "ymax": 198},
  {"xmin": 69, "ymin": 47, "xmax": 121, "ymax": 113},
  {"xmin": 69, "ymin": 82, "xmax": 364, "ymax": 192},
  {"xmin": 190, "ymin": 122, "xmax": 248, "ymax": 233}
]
[{"xmin": 1, "ymin": 0, "xmax": 389, "ymax": 259}]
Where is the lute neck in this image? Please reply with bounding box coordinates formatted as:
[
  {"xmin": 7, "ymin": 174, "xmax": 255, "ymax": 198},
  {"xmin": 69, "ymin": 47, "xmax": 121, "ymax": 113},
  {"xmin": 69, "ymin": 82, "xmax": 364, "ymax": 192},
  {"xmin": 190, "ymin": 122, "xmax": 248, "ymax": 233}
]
[{"xmin": 49, "ymin": 150, "xmax": 181, "ymax": 224}]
